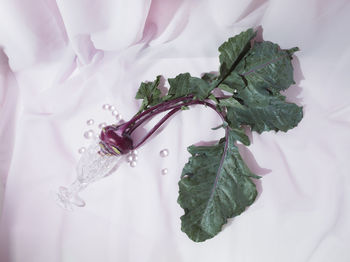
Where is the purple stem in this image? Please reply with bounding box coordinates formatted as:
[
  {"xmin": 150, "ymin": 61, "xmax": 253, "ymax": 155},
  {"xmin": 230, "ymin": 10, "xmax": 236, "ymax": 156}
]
[
  {"xmin": 127, "ymin": 100, "xmax": 195, "ymax": 134},
  {"xmin": 121, "ymin": 95, "xmax": 193, "ymax": 134},
  {"xmin": 125, "ymin": 94, "xmax": 233, "ymax": 136},
  {"xmin": 133, "ymin": 107, "xmax": 182, "ymax": 149},
  {"xmin": 132, "ymin": 99, "xmax": 226, "ymax": 149}
]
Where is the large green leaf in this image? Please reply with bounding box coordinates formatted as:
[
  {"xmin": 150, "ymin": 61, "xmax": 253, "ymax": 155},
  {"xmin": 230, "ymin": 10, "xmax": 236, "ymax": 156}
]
[
  {"xmin": 224, "ymin": 84, "xmax": 303, "ymax": 133},
  {"xmin": 218, "ymin": 28, "xmax": 256, "ymax": 76},
  {"xmin": 135, "ymin": 75, "xmax": 162, "ymax": 112},
  {"xmin": 235, "ymin": 41, "xmax": 299, "ymax": 93},
  {"xmin": 168, "ymin": 73, "xmax": 212, "ymax": 100},
  {"xmin": 178, "ymin": 130, "xmax": 259, "ymax": 242},
  {"xmin": 217, "ymin": 39, "xmax": 302, "ymax": 133}
]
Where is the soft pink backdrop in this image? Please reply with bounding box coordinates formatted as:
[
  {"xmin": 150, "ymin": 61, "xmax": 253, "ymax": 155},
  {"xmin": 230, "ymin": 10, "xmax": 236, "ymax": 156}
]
[{"xmin": 1, "ymin": 0, "xmax": 350, "ymax": 261}]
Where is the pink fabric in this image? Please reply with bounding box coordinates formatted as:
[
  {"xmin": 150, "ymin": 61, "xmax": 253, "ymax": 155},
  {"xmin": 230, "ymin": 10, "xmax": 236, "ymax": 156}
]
[{"xmin": 1, "ymin": 0, "xmax": 350, "ymax": 261}]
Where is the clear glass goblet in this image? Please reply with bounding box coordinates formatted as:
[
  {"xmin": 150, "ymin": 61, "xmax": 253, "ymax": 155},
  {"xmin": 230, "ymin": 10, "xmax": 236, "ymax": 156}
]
[{"xmin": 56, "ymin": 138, "xmax": 124, "ymax": 210}]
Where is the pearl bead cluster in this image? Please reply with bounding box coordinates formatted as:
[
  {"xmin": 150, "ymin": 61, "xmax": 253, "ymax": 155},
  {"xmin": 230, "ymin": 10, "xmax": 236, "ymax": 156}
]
[
  {"xmin": 160, "ymin": 149, "xmax": 169, "ymax": 175},
  {"xmin": 102, "ymin": 103, "xmax": 122, "ymax": 121},
  {"xmin": 126, "ymin": 150, "xmax": 138, "ymax": 167},
  {"xmin": 81, "ymin": 119, "xmax": 107, "ymax": 143},
  {"xmin": 78, "ymin": 119, "xmax": 94, "ymax": 153}
]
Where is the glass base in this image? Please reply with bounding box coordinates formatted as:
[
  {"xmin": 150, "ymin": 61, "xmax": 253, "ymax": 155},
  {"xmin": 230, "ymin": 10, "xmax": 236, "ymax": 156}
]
[{"xmin": 56, "ymin": 185, "xmax": 86, "ymax": 211}]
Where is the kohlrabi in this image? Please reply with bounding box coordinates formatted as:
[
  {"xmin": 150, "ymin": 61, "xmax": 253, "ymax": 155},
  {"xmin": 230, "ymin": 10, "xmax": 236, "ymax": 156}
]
[{"xmin": 67, "ymin": 28, "xmax": 303, "ymax": 242}]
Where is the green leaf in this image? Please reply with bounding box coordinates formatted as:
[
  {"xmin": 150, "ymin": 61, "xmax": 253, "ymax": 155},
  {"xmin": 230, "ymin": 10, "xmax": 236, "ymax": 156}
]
[
  {"xmin": 217, "ymin": 84, "xmax": 233, "ymax": 93},
  {"xmin": 178, "ymin": 130, "xmax": 258, "ymax": 242},
  {"xmin": 235, "ymin": 41, "xmax": 299, "ymax": 92},
  {"xmin": 225, "ymin": 84, "xmax": 303, "ymax": 133},
  {"xmin": 219, "ymin": 97, "xmax": 242, "ymax": 107},
  {"xmin": 211, "ymin": 121, "xmax": 228, "ymax": 131},
  {"xmin": 201, "ymin": 72, "xmax": 218, "ymax": 83},
  {"xmin": 218, "ymin": 28, "xmax": 256, "ymax": 76},
  {"xmin": 168, "ymin": 73, "xmax": 212, "ymax": 100},
  {"xmin": 190, "ymin": 77, "xmax": 213, "ymax": 100},
  {"xmin": 218, "ymin": 39, "xmax": 302, "ymax": 133},
  {"xmin": 228, "ymin": 127, "xmax": 250, "ymax": 146},
  {"xmin": 135, "ymin": 75, "xmax": 162, "ymax": 112},
  {"xmin": 219, "ymin": 72, "xmax": 245, "ymax": 94},
  {"xmin": 208, "ymin": 94, "xmax": 219, "ymax": 104}
]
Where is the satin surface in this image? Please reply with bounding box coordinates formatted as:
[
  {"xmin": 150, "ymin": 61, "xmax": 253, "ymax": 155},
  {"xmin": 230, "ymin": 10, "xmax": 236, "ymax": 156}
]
[{"xmin": 0, "ymin": 0, "xmax": 350, "ymax": 261}]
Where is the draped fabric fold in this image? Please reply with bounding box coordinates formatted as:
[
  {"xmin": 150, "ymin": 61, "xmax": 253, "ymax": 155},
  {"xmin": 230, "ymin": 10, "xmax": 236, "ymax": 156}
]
[{"xmin": 0, "ymin": 0, "xmax": 349, "ymax": 261}]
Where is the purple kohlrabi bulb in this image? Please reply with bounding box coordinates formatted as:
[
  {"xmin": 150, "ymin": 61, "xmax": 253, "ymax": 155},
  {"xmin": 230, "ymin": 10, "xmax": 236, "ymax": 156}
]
[{"xmin": 99, "ymin": 124, "xmax": 133, "ymax": 155}]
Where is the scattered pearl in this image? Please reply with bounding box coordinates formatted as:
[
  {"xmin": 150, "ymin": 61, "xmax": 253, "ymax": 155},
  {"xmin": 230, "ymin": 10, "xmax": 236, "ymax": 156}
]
[
  {"xmin": 112, "ymin": 110, "xmax": 119, "ymax": 116},
  {"xmin": 98, "ymin": 122, "xmax": 107, "ymax": 129},
  {"xmin": 160, "ymin": 149, "xmax": 169, "ymax": 158},
  {"xmin": 86, "ymin": 119, "xmax": 94, "ymax": 126},
  {"xmin": 84, "ymin": 130, "xmax": 94, "ymax": 139},
  {"xmin": 78, "ymin": 147, "xmax": 86, "ymax": 154},
  {"xmin": 127, "ymin": 155, "xmax": 133, "ymax": 163},
  {"xmin": 102, "ymin": 104, "xmax": 110, "ymax": 110},
  {"xmin": 109, "ymin": 105, "xmax": 116, "ymax": 111},
  {"xmin": 132, "ymin": 155, "xmax": 138, "ymax": 161},
  {"xmin": 161, "ymin": 168, "xmax": 168, "ymax": 175},
  {"xmin": 130, "ymin": 161, "xmax": 137, "ymax": 167},
  {"xmin": 233, "ymin": 89, "xmax": 238, "ymax": 94}
]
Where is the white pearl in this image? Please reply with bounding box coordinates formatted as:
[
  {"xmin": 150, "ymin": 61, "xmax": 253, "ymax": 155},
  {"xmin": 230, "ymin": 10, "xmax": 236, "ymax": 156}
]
[
  {"xmin": 109, "ymin": 105, "xmax": 116, "ymax": 111},
  {"xmin": 130, "ymin": 161, "xmax": 137, "ymax": 167},
  {"xmin": 84, "ymin": 130, "xmax": 94, "ymax": 139},
  {"xmin": 116, "ymin": 114, "xmax": 122, "ymax": 120},
  {"xmin": 112, "ymin": 110, "xmax": 119, "ymax": 116},
  {"xmin": 161, "ymin": 168, "xmax": 168, "ymax": 175},
  {"xmin": 98, "ymin": 122, "xmax": 107, "ymax": 129},
  {"xmin": 132, "ymin": 155, "xmax": 138, "ymax": 161},
  {"xmin": 86, "ymin": 119, "xmax": 94, "ymax": 125},
  {"xmin": 132, "ymin": 150, "xmax": 138, "ymax": 156},
  {"xmin": 233, "ymin": 89, "xmax": 238, "ymax": 94},
  {"xmin": 102, "ymin": 104, "xmax": 110, "ymax": 110},
  {"xmin": 127, "ymin": 155, "xmax": 133, "ymax": 163},
  {"xmin": 78, "ymin": 147, "xmax": 86, "ymax": 154},
  {"xmin": 160, "ymin": 149, "xmax": 169, "ymax": 158}
]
